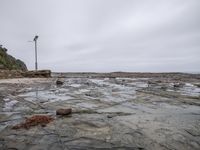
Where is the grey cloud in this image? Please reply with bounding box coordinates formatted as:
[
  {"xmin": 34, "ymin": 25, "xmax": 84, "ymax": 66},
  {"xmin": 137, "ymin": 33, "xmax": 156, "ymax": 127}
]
[{"xmin": 0, "ymin": 0, "xmax": 199, "ymax": 72}]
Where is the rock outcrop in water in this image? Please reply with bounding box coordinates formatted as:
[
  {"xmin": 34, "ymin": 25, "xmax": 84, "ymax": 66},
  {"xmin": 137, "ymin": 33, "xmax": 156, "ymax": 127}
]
[{"xmin": 0, "ymin": 45, "xmax": 27, "ymax": 71}]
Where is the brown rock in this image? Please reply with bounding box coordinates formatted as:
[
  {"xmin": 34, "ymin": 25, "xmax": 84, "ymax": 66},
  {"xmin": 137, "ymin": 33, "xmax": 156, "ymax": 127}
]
[
  {"xmin": 22, "ymin": 70, "xmax": 51, "ymax": 78},
  {"xmin": 56, "ymin": 108, "xmax": 72, "ymax": 115}
]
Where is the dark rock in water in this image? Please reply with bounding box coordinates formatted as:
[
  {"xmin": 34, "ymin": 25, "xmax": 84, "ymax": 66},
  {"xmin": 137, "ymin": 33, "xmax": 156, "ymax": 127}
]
[
  {"xmin": 107, "ymin": 114, "xmax": 114, "ymax": 118},
  {"xmin": 173, "ymin": 83, "xmax": 184, "ymax": 88},
  {"xmin": 85, "ymin": 91, "xmax": 102, "ymax": 97},
  {"xmin": 194, "ymin": 84, "xmax": 200, "ymax": 88},
  {"xmin": 56, "ymin": 108, "xmax": 72, "ymax": 115},
  {"xmin": 56, "ymin": 79, "xmax": 64, "ymax": 85},
  {"xmin": 161, "ymin": 86, "xmax": 167, "ymax": 90},
  {"xmin": 147, "ymin": 81, "xmax": 157, "ymax": 85}
]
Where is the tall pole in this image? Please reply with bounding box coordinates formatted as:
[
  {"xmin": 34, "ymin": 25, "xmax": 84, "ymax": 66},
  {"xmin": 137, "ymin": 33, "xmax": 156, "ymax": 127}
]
[
  {"xmin": 35, "ymin": 39, "xmax": 38, "ymax": 70},
  {"xmin": 33, "ymin": 35, "xmax": 39, "ymax": 71}
]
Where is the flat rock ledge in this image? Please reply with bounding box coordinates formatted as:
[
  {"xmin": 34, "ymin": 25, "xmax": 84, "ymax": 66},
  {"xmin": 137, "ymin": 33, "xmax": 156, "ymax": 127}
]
[{"xmin": 0, "ymin": 69, "xmax": 51, "ymax": 79}]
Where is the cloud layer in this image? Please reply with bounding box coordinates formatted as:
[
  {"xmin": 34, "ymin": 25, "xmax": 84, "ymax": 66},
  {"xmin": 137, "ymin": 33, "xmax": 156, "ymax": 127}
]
[{"xmin": 0, "ymin": 0, "xmax": 200, "ymax": 72}]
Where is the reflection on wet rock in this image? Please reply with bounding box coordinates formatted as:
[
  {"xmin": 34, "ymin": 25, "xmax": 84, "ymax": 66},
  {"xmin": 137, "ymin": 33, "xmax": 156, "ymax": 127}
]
[{"xmin": 0, "ymin": 75, "xmax": 200, "ymax": 150}]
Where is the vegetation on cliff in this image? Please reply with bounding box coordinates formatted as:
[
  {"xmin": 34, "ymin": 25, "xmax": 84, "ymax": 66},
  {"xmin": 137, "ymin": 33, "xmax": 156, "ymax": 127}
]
[{"xmin": 0, "ymin": 45, "xmax": 27, "ymax": 71}]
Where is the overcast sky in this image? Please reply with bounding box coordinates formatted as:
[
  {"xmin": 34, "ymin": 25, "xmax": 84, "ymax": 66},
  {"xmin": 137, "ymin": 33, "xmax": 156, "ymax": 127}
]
[{"xmin": 0, "ymin": 0, "xmax": 200, "ymax": 72}]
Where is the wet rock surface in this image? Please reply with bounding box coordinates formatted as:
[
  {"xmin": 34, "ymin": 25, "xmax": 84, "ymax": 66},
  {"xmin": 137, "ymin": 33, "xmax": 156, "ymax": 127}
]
[{"xmin": 0, "ymin": 74, "xmax": 200, "ymax": 150}]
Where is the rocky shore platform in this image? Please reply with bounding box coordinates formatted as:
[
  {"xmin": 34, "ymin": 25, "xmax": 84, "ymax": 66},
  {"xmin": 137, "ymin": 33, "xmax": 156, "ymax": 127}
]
[
  {"xmin": 0, "ymin": 70, "xmax": 51, "ymax": 79},
  {"xmin": 0, "ymin": 73, "xmax": 200, "ymax": 150}
]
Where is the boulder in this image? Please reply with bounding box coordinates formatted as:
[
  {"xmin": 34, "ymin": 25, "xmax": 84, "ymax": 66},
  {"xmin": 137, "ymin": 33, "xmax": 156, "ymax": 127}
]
[
  {"xmin": 56, "ymin": 108, "xmax": 72, "ymax": 116},
  {"xmin": 56, "ymin": 79, "xmax": 64, "ymax": 85}
]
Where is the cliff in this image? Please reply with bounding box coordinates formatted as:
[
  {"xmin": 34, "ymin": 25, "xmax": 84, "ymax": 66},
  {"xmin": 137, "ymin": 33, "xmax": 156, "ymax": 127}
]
[{"xmin": 0, "ymin": 45, "xmax": 27, "ymax": 71}]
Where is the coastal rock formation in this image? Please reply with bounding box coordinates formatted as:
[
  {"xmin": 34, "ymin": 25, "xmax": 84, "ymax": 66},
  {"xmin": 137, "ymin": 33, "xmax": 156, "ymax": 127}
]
[
  {"xmin": 0, "ymin": 45, "xmax": 51, "ymax": 79},
  {"xmin": 0, "ymin": 75, "xmax": 199, "ymax": 150},
  {"xmin": 0, "ymin": 45, "xmax": 27, "ymax": 71},
  {"xmin": 0, "ymin": 70, "xmax": 51, "ymax": 79},
  {"xmin": 22, "ymin": 70, "xmax": 51, "ymax": 78}
]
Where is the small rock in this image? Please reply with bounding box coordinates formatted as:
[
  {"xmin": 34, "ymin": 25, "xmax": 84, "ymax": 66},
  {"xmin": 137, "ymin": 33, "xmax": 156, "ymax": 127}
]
[
  {"xmin": 107, "ymin": 115, "xmax": 113, "ymax": 118},
  {"xmin": 161, "ymin": 86, "xmax": 167, "ymax": 90},
  {"xmin": 173, "ymin": 83, "xmax": 184, "ymax": 88},
  {"xmin": 107, "ymin": 114, "xmax": 115, "ymax": 118},
  {"xmin": 56, "ymin": 79, "xmax": 64, "ymax": 85},
  {"xmin": 85, "ymin": 93, "xmax": 91, "ymax": 97},
  {"xmin": 56, "ymin": 108, "xmax": 72, "ymax": 115},
  {"xmin": 194, "ymin": 83, "xmax": 200, "ymax": 88}
]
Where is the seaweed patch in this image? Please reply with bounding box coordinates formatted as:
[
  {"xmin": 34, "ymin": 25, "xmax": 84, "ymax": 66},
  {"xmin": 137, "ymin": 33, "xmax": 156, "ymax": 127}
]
[{"xmin": 12, "ymin": 115, "xmax": 54, "ymax": 129}]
